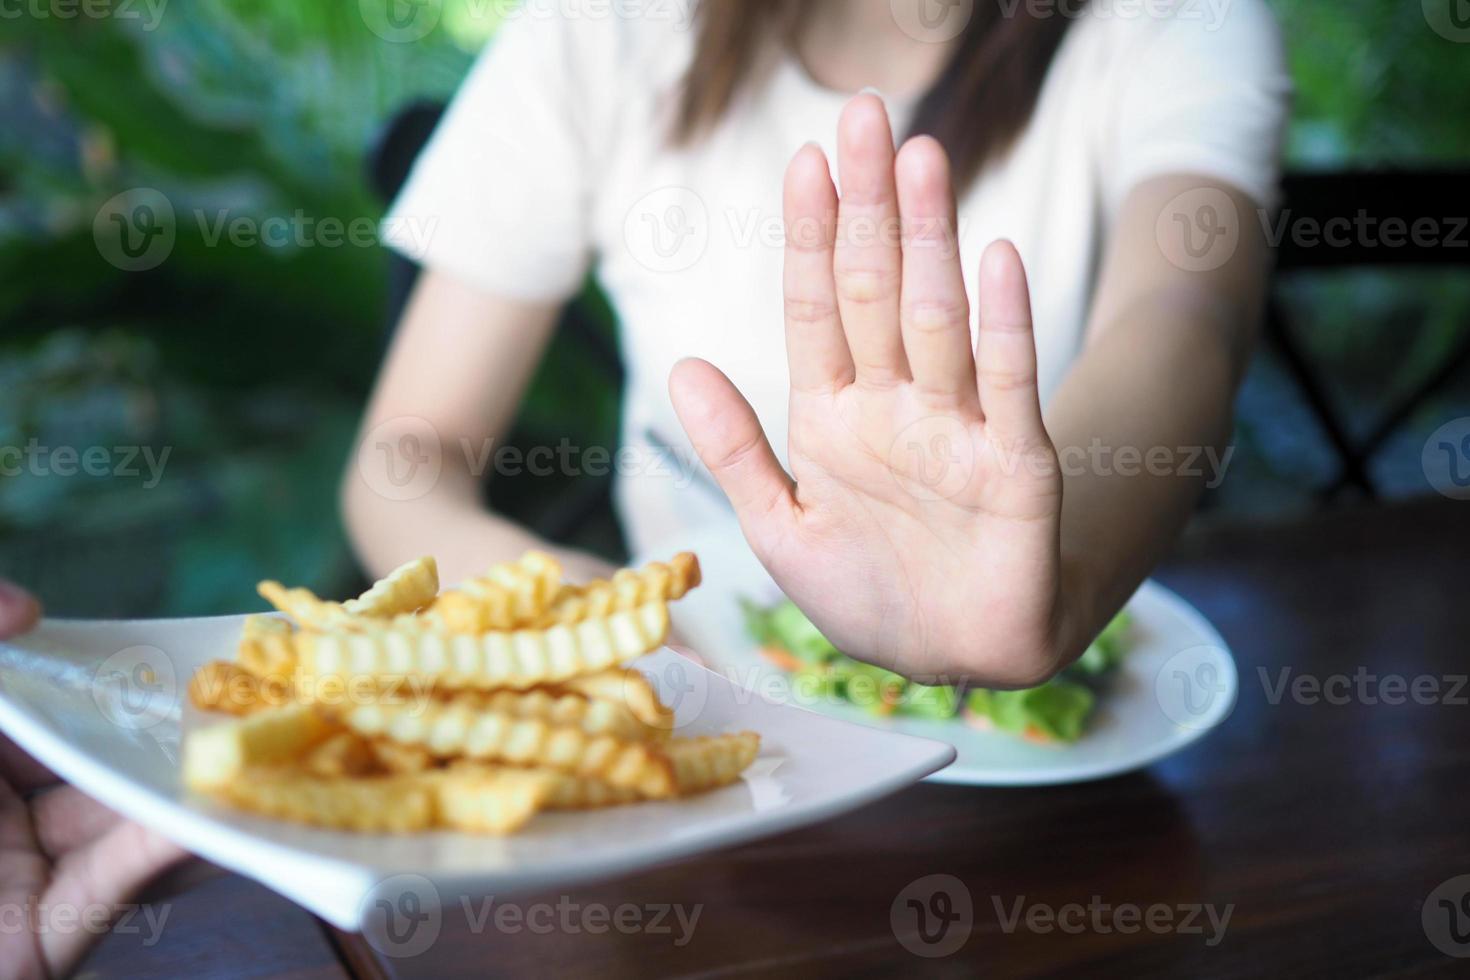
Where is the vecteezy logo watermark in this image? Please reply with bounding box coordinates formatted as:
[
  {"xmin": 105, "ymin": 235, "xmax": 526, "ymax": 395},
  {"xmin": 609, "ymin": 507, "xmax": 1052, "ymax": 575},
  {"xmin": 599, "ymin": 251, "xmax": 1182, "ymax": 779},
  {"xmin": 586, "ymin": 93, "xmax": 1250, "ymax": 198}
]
[
  {"xmin": 361, "ymin": 879, "xmax": 703, "ymax": 958},
  {"xmin": 1155, "ymin": 645, "xmax": 1235, "ymax": 731},
  {"xmin": 361, "ymin": 875, "xmax": 443, "ymax": 959},
  {"xmin": 641, "ymin": 657, "xmax": 707, "ymax": 730},
  {"xmin": 1258, "ymin": 667, "xmax": 1468, "ymax": 707},
  {"xmin": 94, "ymin": 188, "xmax": 176, "ymax": 272},
  {"xmin": 356, "ymin": 416, "xmax": 444, "ymax": 503},
  {"xmin": 359, "ymin": 0, "xmax": 442, "ymax": 42},
  {"xmin": 891, "ymin": 874, "xmax": 973, "ymax": 958},
  {"xmin": 95, "ymin": 190, "xmax": 438, "ymax": 271},
  {"xmin": 0, "ymin": 440, "xmax": 171, "ymax": 488},
  {"xmin": 993, "ymin": 896, "xmax": 1233, "ymax": 946},
  {"xmin": 624, "ymin": 187, "xmax": 710, "ymax": 273},
  {"xmin": 91, "ymin": 646, "xmax": 178, "ymax": 731},
  {"xmin": 1423, "ymin": 0, "xmax": 1470, "ymax": 42},
  {"xmin": 1156, "ymin": 187, "xmax": 1240, "ymax": 272},
  {"xmin": 1422, "ymin": 418, "xmax": 1470, "ymax": 501},
  {"xmin": 892, "ymin": 0, "xmax": 974, "ymax": 43},
  {"xmin": 1422, "ymin": 875, "xmax": 1470, "ymax": 952},
  {"xmin": 0, "ymin": 900, "xmax": 171, "ymax": 947},
  {"xmin": 889, "ymin": 416, "xmax": 977, "ymax": 503},
  {"xmin": 1425, "ymin": 875, "xmax": 1470, "ymax": 957},
  {"xmin": 0, "ymin": 0, "xmax": 169, "ymax": 30}
]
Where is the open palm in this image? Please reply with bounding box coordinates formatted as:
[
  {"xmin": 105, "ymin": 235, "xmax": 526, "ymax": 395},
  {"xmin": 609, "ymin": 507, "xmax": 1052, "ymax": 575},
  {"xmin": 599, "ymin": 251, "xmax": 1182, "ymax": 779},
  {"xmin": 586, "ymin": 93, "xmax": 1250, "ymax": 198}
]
[{"xmin": 671, "ymin": 96, "xmax": 1065, "ymax": 687}]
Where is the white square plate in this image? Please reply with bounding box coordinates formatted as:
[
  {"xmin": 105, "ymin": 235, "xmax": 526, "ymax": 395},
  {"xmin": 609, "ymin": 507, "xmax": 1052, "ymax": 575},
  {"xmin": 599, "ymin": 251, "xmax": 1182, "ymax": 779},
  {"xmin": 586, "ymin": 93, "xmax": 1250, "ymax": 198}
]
[{"xmin": 0, "ymin": 616, "xmax": 955, "ymax": 931}]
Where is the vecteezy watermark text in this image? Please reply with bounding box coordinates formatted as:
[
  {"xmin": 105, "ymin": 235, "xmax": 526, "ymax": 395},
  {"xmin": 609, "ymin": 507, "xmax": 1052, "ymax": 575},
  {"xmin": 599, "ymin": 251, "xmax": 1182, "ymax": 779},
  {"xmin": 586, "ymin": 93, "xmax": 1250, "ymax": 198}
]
[
  {"xmin": 0, "ymin": 0, "xmax": 167, "ymax": 30},
  {"xmin": 94, "ymin": 187, "xmax": 440, "ymax": 272},
  {"xmin": 0, "ymin": 900, "xmax": 171, "ymax": 947},
  {"xmin": 361, "ymin": 875, "xmax": 703, "ymax": 959},
  {"xmin": 356, "ymin": 417, "xmax": 704, "ymax": 503},
  {"xmin": 1259, "ymin": 667, "xmax": 1469, "ymax": 707},
  {"xmin": 0, "ymin": 440, "xmax": 170, "ymax": 489},
  {"xmin": 993, "ymin": 895, "xmax": 1233, "ymax": 946}
]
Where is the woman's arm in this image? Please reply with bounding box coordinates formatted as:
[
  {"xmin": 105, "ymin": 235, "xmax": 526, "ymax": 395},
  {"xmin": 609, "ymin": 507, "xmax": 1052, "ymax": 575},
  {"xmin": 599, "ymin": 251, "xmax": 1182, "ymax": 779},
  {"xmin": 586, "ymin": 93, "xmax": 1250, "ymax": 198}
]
[
  {"xmin": 1046, "ymin": 175, "xmax": 1270, "ymax": 657},
  {"xmin": 341, "ymin": 269, "xmax": 615, "ymax": 586}
]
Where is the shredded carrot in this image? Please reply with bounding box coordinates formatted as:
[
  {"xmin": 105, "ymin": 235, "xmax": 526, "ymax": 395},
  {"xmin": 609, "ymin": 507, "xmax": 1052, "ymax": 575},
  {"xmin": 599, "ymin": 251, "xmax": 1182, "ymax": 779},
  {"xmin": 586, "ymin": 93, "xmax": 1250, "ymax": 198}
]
[{"xmin": 758, "ymin": 646, "xmax": 803, "ymax": 673}]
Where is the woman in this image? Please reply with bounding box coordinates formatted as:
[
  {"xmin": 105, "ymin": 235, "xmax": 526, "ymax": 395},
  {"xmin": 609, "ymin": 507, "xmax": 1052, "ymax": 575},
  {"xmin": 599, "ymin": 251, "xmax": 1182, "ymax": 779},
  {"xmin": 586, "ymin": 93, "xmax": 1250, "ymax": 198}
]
[{"xmin": 351, "ymin": 0, "xmax": 1289, "ymax": 686}]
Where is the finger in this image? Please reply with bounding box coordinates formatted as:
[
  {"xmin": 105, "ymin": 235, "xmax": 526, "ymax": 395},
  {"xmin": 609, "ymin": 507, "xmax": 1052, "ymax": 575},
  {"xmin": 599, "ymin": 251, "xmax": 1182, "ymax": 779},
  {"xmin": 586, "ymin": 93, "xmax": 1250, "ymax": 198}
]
[
  {"xmin": 0, "ymin": 580, "xmax": 40, "ymax": 639},
  {"xmin": 43, "ymin": 818, "xmax": 186, "ymax": 977},
  {"xmin": 31, "ymin": 785, "xmax": 122, "ymax": 858},
  {"xmin": 669, "ymin": 358, "xmax": 797, "ymax": 555},
  {"xmin": 0, "ymin": 776, "xmax": 48, "ymax": 980},
  {"xmin": 834, "ymin": 95, "xmax": 908, "ymax": 387},
  {"xmin": 976, "ymin": 240, "xmax": 1046, "ymax": 441},
  {"xmin": 895, "ymin": 137, "xmax": 977, "ymax": 405},
  {"xmin": 0, "ymin": 734, "xmax": 59, "ymax": 794},
  {"xmin": 783, "ymin": 143, "xmax": 852, "ymax": 394}
]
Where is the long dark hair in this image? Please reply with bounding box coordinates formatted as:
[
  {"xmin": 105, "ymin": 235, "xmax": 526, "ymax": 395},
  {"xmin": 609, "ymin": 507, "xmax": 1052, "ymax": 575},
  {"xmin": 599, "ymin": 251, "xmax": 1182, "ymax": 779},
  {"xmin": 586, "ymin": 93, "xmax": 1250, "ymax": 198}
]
[{"xmin": 674, "ymin": 1, "xmax": 1076, "ymax": 190}]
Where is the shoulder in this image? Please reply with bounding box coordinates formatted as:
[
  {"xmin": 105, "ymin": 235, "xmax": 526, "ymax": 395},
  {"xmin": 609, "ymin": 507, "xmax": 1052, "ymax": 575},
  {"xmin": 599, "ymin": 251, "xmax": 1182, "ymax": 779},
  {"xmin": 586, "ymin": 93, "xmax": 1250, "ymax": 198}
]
[
  {"xmin": 502, "ymin": 0, "xmax": 696, "ymax": 91},
  {"xmin": 1063, "ymin": 0, "xmax": 1285, "ymax": 75}
]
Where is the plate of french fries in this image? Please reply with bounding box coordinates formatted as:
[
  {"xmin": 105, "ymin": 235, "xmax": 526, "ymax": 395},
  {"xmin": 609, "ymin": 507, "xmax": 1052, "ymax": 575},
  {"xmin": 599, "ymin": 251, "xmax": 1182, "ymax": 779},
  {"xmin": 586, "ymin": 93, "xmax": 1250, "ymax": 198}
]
[{"xmin": 0, "ymin": 551, "xmax": 954, "ymax": 930}]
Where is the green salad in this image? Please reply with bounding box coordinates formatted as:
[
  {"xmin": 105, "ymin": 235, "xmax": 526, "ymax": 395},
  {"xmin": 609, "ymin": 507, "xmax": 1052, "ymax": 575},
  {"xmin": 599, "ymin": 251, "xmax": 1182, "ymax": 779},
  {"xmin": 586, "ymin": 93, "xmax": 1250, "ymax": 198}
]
[{"xmin": 740, "ymin": 598, "xmax": 1131, "ymax": 744}]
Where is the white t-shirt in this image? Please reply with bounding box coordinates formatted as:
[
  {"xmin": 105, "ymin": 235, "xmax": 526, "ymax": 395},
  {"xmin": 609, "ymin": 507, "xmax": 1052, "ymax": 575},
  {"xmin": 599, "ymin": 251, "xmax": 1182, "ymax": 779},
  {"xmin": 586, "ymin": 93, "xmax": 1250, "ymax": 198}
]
[{"xmin": 385, "ymin": 0, "xmax": 1290, "ymax": 558}]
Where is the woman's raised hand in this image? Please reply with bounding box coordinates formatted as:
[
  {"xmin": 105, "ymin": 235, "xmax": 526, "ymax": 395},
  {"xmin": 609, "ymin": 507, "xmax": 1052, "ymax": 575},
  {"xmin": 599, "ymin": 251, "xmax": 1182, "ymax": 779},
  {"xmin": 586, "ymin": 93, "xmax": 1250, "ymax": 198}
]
[{"xmin": 670, "ymin": 95, "xmax": 1068, "ymax": 686}]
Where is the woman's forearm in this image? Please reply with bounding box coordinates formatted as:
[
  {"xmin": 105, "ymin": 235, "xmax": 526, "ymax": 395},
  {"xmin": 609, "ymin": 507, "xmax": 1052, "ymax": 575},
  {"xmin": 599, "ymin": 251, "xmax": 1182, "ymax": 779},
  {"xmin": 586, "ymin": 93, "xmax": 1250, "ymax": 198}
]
[{"xmin": 1045, "ymin": 290, "xmax": 1249, "ymax": 662}]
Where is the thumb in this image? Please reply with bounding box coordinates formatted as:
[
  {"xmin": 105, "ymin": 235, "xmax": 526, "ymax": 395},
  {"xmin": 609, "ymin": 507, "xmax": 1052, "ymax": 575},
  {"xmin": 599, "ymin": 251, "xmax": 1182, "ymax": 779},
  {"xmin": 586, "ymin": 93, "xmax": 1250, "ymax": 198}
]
[
  {"xmin": 0, "ymin": 581, "xmax": 40, "ymax": 639},
  {"xmin": 669, "ymin": 358, "xmax": 796, "ymax": 553}
]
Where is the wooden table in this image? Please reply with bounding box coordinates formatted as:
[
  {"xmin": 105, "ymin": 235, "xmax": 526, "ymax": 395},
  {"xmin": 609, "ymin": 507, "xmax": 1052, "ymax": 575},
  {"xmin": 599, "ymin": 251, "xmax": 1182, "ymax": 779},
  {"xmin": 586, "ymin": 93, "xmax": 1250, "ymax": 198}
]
[{"xmin": 78, "ymin": 498, "xmax": 1470, "ymax": 977}]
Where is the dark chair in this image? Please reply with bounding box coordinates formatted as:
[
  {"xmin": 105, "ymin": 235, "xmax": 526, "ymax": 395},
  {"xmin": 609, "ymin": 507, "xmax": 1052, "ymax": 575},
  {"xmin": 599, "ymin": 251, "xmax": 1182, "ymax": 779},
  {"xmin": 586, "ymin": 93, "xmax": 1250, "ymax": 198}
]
[{"xmin": 1265, "ymin": 170, "xmax": 1470, "ymax": 500}]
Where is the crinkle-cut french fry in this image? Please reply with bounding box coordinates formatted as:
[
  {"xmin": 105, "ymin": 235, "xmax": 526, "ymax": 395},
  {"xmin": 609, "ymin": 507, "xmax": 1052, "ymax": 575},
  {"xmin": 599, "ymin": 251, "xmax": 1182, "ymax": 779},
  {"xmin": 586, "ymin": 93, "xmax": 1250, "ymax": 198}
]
[
  {"xmin": 542, "ymin": 772, "xmax": 642, "ymax": 810},
  {"xmin": 298, "ymin": 601, "xmax": 670, "ymax": 693},
  {"xmin": 434, "ymin": 767, "xmax": 555, "ymax": 834},
  {"xmin": 666, "ymin": 733, "xmax": 761, "ymax": 795},
  {"xmin": 237, "ymin": 615, "xmax": 299, "ymax": 677},
  {"xmin": 302, "ymin": 732, "xmax": 379, "ymax": 778},
  {"xmin": 544, "ymin": 732, "xmax": 760, "ymax": 807},
  {"xmin": 257, "ymin": 581, "xmax": 356, "ymax": 631},
  {"xmin": 425, "ymin": 551, "xmax": 563, "ymax": 634},
  {"xmin": 344, "ymin": 556, "xmax": 439, "ymax": 619},
  {"xmin": 183, "ymin": 704, "xmax": 333, "ymax": 789},
  {"xmin": 371, "ymin": 739, "xmax": 436, "ymax": 774},
  {"xmin": 341, "ymin": 696, "xmax": 676, "ymax": 797},
  {"xmin": 189, "ymin": 660, "xmax": 266, "ymax": 716},
  {"xmin": 206, "ymin": 769, "xmax": 437, "ymax": 832},
  {"xmin": 476, "ymin": 688, "xmax": 653, "ymax": 742},
  {"xmin": 537, "ymin": 553, "xmax": 701, "ymax": 626},
  {"xmin": 554, "ymin": 668, "xmax": 674, "ymax": 736}
]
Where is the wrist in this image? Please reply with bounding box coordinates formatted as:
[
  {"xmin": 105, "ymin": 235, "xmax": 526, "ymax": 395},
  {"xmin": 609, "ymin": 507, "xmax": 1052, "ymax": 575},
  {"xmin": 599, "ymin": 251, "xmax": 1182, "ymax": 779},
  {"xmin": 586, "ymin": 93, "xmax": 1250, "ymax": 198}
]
[{"xmin": 1052, "ymin": 553, "xmax": 1099, "ymax": 670}]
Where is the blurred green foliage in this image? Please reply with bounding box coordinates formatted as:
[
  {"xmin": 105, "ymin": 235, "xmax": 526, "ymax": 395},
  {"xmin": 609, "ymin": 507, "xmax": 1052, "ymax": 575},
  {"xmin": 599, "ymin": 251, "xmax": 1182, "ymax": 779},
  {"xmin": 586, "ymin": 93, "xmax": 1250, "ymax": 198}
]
[{"xmin": 0, "ymin": 0, "xmax": 1465, "ymax": 615}]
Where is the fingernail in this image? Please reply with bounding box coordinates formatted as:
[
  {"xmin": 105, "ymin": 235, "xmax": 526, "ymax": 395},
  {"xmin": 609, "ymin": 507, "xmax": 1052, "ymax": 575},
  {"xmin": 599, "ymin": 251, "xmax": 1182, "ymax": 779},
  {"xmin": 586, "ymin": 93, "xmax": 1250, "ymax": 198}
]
[{"xmin": 0, "ymin": 581, "xmax": 40, "ymax": 636}]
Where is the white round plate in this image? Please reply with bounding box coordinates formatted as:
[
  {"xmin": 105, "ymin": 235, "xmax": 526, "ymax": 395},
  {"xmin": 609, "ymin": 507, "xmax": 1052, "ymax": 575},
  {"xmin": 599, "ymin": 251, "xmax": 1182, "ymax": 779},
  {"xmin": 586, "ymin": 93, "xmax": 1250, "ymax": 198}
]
[{"xmin": 653, "ymin": 531, "xmax": 1238, "ymax": 787}]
